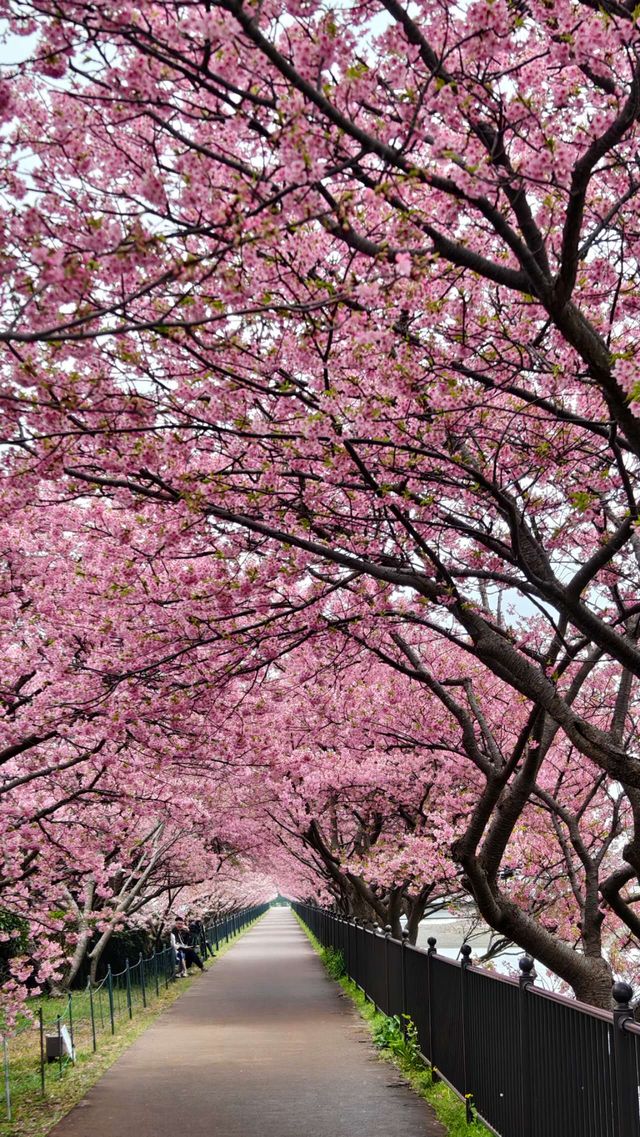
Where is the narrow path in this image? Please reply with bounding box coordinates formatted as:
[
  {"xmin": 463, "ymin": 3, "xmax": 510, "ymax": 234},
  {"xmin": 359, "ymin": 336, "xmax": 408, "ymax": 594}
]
[{"xmin": 51, "ymin": 909, "xmax": 445, "ymax": 1137}]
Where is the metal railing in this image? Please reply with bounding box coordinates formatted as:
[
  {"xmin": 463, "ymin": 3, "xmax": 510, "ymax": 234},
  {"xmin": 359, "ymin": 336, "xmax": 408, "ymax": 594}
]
[
  {"xmin": 293, "ymin": 902, "xmax": 640, "ymax": 1137},
  {"xmin": 1, "ymin": 903, "xmax": 268, "ymax": 1122}
]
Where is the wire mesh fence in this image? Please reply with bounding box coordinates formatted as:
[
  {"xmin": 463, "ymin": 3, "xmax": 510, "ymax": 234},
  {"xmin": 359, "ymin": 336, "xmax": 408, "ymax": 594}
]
[{"xmin": 1, "ymin": 903, "xmax": 268, "ymax": 1122}]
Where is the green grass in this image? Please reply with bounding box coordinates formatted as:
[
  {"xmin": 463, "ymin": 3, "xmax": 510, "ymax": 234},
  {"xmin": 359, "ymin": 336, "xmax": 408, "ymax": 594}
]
[
  {"xmin": 0, "ymin": 918, "xmax": 264, "ymax": 1137},
  {"xmin": 295, "ymin": 916, "xmax": 492, "ymax": 1137}
]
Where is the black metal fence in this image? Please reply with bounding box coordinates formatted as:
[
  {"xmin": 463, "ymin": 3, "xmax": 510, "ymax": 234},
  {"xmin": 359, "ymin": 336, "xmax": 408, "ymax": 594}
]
[
  {"xmin": 293, "ymin": 903, "xmax": 640, "ymax": 1137},
  {"xmin": 1, "ymin": 903, "xmax": 268, "ymax": 1123}
]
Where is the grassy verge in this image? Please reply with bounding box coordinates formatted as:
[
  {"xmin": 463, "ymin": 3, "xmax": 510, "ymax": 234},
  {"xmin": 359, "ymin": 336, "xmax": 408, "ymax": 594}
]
[
  {"xmin": 294, "ymin": 915, "xmax": 491, "ymax": 1137},
  {"xmin": 0, "ymin": 917, "xmax": 264, "ymax": 1137}
]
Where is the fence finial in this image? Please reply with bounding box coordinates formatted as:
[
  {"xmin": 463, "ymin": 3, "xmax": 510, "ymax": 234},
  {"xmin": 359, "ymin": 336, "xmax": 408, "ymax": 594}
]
[
  {"xmin": 427, "ymin": 936, "xmax": 437, "ymax": 953},
  {"xmin": 460, "ymin": 943, "xmax": 472, "ymax": 966},
  {"xmin": 613, "ymin": 980, "xmax": 633, "ymax": 1009},
  {"xmin": 518, "ymin": 955, "xmax": 536, "ymax": 985}
]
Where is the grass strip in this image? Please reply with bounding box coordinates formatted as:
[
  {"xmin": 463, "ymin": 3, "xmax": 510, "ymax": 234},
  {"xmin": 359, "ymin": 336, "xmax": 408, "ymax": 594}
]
[
  {"xmin": 0, "ymin": 916, "xmax": 264, "ymax": 1137},
  {"xmin": 294, "ymin": 914, "xmax": 492, "ymax": 1137}
]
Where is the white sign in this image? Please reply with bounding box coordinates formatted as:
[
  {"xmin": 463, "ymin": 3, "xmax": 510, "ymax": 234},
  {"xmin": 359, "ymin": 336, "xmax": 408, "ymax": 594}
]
[{"xmin": 60, "ymin": 1025, "xmax": 75, "ymax": 1063}]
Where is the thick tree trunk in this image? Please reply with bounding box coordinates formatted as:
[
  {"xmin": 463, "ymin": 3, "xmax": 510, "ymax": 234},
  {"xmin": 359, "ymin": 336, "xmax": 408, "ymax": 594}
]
[
  {"xmin": 459, "ymin": 860, "xmax": 613, "ymax": 1008},
  {"xmin": 404, "ymin": 885, "xmax": 435, "ymax": 945},
  {"xmin": 571, "ymin": 959, "xmax": 616, "ymax": 1009},
  {"xmin": 88, "ymin": 926, "xmax": 116, "ymax": 986},
  {"xmin": 55, "ymin": 926, "xmax": 93, "ymax": 993}
]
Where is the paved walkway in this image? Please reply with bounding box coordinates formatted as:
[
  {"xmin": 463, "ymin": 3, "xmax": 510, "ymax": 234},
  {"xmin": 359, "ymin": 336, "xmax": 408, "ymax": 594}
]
[{"xmin": 51, "ymin": 909, "xmax": 445, "ymax": 1137}]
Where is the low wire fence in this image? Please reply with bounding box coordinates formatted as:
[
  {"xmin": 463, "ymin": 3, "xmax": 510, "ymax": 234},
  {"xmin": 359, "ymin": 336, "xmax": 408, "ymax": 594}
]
[
  {"xmin": 1, "ymin": 903, "xmax": 268, "ymax": 1122},
  {"xmin": 293, "ymin": 902, "xmax": 640, "ymax": 1137}
]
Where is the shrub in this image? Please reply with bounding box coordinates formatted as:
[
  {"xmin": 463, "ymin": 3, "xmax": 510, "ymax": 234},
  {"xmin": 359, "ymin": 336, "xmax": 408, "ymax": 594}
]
[{"xmin": 372, "ymin": 1014, "xmax": 421, "ymax": 1063}]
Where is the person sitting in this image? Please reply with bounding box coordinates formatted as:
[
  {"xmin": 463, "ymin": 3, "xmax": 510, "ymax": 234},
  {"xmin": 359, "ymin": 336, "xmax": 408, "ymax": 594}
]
[
  {"xmin": 173, "ymin": 917, "xmax": 205, "ymax": 972},
  {"xmin": 190, "ymin": 917, "xmax": 213, "ymax": 959},
  {"xmin": 169, "ymin": 922, "xmax": 188, "ymax": 978}
]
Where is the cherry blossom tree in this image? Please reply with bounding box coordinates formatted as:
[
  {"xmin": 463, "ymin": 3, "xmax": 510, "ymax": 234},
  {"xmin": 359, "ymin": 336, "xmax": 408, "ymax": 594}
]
[
  {"xmin": 0, "ymin": 0, "xmax": 635, "ymax": 785},
  {"xmin": 209, "ymin": 634, "xmax": 633, "ymax": 1004},
  {"xmin": 0, "ymin": 496, "xmax": 635, "ymax": 1006},
  {"xmin": 2, "ymin": 0, "xmax": 640, "ymax": 1008}
]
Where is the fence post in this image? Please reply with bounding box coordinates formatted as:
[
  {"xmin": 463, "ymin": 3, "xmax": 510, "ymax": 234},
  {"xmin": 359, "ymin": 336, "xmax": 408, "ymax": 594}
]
[
  {"xmin": 89, "ymin": 983, "xmax": 97, "ymax": 1053},
  {"xmin": 518, "ymin": 955, "xmax": 536, "ymax": 1137},
  {"xmin": 68, "ymin": 994, "xmax": 74, "ymax": 1060},
  {"xmin": 401, "ymin": 929, "xmax": 409, "ymax": 1024},
  {"xmin": 154, "ymin": 951, "xmax": 160, "ymax": 997},
  {"xmin": 140, "ymin": 953, "xmax": 147, "ymax": 1008},
  {"xmin": 39, "ymin": 1007, "xmax": 46, "ymax": 1095},
  {"xmin": 125, "ymin": 959, "xmax": 132, "ymax": 1020},
  {"xmin": 352, "ymin": 919, "xmax": 358, "ymax": 987},
  {"xmin": 3, "ymin": 1036, "xmax": 11, "ymax": 1122},
  {"xmin": 384, "ymin": 926, "xmax": 392, "ymax": 1015},
  {"xmin": 361, "ymin": 923, "xmax": 370, "ymax": 999},
  {"xmin": 107, "ymin": 966, "xmax": 115, "ymax": 1034},
  {"xmin": 56, "ymin": 1015, "xmax": 62, "ymax": 1078},
  {"xmin": 427, "ymin": 936, "xmax": 438, "ymax": 1081},
  {"xmin": 460, "ymin": 943, "xmax": 473, "ymax": 1124},
  {"xmin": 612, "ymin": 981, "xmax": 640, "ymax": 1137}
]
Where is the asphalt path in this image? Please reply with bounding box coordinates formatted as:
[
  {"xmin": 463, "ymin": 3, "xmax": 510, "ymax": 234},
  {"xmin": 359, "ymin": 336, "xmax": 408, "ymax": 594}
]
[{"xmin": 50, "ymin": 908, "xmax": 445, "ymax": 1137}]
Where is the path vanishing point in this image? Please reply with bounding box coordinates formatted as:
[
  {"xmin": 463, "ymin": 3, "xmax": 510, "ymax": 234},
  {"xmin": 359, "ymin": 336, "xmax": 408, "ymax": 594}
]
[{"xmin": 50, "ymin": 908, "xmax": 445, "ymax": 1137}]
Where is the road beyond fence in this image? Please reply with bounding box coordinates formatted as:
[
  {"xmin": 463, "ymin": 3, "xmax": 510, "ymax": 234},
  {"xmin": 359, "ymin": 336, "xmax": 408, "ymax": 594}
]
[{"xmin": 49, "ymin": 908, "xmax": 444, "ymax": 1137}]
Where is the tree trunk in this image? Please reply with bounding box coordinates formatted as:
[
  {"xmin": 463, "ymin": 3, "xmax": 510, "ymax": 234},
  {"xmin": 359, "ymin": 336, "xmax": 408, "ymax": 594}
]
[
  {"xmin": 88, "ymin": 926, "xmax": 116, "ymax": 986},
  {"xmin": 404, "ymin": 885, "xmax": 435, "ymax": 945},
  {"xmin": 571, "ymin": 958, "xmax": 616, "ymax": 1009},
  {"xmin": 55, "ymin": 926, "xmax": 93, "ymax": 993},
  {"xmin": 460, "ymin": 864, "xmax": 614, "ymax": 1008}
]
